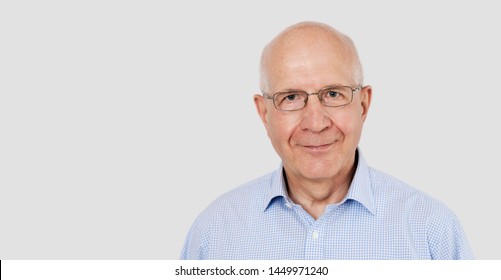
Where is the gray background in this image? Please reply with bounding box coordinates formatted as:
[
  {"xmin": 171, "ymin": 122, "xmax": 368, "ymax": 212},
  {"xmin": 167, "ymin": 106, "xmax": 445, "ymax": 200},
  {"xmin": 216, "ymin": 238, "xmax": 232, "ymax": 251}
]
[{"xmin": 1, "ymin": 0, "xmax": 499, "ymax": 259}]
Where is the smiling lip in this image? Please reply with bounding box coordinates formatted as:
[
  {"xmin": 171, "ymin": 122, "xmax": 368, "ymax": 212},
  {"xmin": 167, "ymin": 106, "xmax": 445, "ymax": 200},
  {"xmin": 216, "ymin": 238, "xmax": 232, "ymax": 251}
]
[{"xmin": 300, "ymin": 143, "xmax": 333, "ymax": 152}]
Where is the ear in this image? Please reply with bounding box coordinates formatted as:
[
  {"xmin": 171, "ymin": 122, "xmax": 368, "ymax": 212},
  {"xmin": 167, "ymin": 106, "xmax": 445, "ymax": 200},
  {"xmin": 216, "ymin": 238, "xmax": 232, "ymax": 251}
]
[
  {"xmin": 360, "ymin": 85, "xmax": 372, "ymax": 122},
  {"xmin": 254, "ymin": 94, "xmax": 269, "ymax": 127}
]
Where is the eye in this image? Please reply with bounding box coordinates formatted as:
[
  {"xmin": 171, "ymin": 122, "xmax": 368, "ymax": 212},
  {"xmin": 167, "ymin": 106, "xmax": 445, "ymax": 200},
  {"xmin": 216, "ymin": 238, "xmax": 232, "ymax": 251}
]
[
  {"xmin": 275, "ymin": 91, "xmax": 305, "ymax": 109},
  {"xmin": 284, "ymin": 94, "xmax": 298, "ymax": 101},
  {"xmin": 326, "ymin": 90, "xmax": 340, "ymax": 98}
]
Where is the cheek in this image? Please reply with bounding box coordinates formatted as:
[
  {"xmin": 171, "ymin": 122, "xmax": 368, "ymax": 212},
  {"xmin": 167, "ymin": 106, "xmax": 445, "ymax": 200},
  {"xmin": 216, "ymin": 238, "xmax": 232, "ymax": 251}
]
[
  {"xmin": 266, "ymin": 113, "xmax": 299, "ymax": 146},
  {"xmin": 334, "ymin": 109, "xmax": 364, "ymax": 141}
]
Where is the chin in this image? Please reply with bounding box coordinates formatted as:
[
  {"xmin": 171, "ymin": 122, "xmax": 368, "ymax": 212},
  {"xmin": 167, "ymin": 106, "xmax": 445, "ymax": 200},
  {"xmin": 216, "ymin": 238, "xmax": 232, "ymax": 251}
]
[{"xmin": 297, "ymin": 160, "xmax": 342, "ymax": 181}]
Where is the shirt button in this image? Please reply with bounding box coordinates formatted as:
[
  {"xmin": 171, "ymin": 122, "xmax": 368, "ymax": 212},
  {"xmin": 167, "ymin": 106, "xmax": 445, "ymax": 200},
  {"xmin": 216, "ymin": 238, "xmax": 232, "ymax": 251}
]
[
  {"xmin": 286, "ymin": 203, "xmax": 293, "ymax": 208},
  {"xmin": 312, "ymin": 231, "xmax": 319, "ymax": 239}
]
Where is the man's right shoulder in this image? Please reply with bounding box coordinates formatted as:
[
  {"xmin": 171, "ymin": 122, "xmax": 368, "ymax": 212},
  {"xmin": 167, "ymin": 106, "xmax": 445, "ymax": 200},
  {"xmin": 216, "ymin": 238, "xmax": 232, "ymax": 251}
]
[
  {"xmin": 194, "ymin": 170, "xmax": 277, "ymax": 225},
  {"xmin": 180, "ymin": 170, "xmax": 278, "ymax": 259}
]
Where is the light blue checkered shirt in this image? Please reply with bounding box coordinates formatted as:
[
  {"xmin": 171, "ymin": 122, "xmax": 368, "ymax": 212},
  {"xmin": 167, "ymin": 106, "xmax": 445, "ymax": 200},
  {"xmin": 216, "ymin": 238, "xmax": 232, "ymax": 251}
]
[{"xmin": 181, "ymin": 151, "xmax": 474, "ymax": 259}]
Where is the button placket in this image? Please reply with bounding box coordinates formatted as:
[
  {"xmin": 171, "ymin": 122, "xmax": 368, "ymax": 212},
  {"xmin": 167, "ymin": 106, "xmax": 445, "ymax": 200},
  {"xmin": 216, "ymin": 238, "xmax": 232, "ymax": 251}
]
[{"xmin": 303, "ymin": 205, "xmax": 340, "ymax": 259}]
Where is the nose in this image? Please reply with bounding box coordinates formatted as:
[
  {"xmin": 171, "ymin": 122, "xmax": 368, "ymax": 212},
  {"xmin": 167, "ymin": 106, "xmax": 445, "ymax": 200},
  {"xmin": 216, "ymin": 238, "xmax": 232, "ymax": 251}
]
[{"xmin": 299, "ymin": 94, "xmax": 332, "ymax": 133}]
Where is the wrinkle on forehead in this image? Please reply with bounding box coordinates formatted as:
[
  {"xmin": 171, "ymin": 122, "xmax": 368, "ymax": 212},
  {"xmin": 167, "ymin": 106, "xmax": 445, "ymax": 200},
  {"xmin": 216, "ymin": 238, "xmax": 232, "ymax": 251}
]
[{"xmin": 260, "ymin": 21, "xmax": 363, "ymax": 93}]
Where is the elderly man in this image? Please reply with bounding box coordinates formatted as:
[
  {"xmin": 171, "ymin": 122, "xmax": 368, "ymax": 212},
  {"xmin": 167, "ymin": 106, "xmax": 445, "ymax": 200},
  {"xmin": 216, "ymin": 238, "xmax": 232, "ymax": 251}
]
[{"xmin": 181, "ymin": 21, "xmax": 473, "ymax": 259}]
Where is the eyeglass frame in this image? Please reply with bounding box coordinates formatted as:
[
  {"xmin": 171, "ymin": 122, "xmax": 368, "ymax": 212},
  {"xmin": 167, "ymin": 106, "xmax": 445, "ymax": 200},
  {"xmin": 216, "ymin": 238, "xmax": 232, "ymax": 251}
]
[{"xmin": 262, "ymin": 85, "xmax": 363, "ymax": 111}]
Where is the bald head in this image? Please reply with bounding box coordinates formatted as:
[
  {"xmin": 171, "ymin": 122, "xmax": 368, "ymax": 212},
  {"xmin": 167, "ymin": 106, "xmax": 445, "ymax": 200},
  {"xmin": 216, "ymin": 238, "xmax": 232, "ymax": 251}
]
[{"xmin": 259, "ymin": 21, "xmax": 363, "ymax": 93}]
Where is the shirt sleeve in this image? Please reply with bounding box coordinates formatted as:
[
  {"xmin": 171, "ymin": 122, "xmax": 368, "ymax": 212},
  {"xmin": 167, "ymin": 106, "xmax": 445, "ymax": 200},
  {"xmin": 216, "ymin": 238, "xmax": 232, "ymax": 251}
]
[
  {"xmin": 180, "ymin": 217, "xmax": 208, "ymax": 260},
  {"xmin": 427, "ymin": 207, "xmax": 474, "ymax": 260}
]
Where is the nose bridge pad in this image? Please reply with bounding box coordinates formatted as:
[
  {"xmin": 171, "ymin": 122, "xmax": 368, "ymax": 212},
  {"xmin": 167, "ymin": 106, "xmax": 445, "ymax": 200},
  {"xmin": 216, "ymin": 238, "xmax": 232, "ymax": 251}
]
[
  {"xmin": 305, "ymin": 92, "xmax": 322, "ymax": 108},
  {"xmin": 313, "ymin": 92, "xmax": 322, "ymax": 105}
]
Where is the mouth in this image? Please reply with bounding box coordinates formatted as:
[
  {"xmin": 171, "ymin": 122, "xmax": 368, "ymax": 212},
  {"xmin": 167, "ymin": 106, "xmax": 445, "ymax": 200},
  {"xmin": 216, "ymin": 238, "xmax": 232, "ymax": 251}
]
[{"xmin": 300, "ymin": 143, "xmax": 333, "ymax": 153}]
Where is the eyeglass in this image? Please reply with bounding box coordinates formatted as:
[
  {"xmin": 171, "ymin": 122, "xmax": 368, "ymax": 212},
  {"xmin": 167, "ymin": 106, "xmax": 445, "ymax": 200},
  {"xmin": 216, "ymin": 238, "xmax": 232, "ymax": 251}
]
[{"xmin": 263, "ymin": 85, "xmax": 362, "ymax": 111}]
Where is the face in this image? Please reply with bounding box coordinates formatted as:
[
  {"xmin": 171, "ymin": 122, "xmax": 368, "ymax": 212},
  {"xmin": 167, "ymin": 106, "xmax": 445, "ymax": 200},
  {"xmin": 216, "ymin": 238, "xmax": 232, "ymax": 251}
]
[{"xmin": 254, "ymin": 37, "xmax": 372, "ymax": 183}]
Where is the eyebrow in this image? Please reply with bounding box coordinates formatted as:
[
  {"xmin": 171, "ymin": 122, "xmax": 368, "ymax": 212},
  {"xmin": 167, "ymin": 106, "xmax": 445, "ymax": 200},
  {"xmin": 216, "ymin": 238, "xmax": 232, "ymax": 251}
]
[{"xmin": 277, "ymin": 84, "xmax": 344, "ymax": 93}]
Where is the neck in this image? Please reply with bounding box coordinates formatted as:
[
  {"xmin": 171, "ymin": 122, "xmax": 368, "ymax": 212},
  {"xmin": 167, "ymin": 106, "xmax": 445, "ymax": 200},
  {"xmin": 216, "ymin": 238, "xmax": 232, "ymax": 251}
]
[{"xmin": 285, "ymin": 155, "xmax": 358, "ymax": 220}]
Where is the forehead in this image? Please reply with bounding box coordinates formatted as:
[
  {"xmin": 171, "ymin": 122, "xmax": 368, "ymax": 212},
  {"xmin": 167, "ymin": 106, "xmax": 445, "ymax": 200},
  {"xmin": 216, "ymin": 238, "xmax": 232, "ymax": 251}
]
[
  {"xmin": 268, "ymin": 44, "xmax": 355, "ymax": 92},
  {"xmin": 263, "ymin": 30, "xmax": 357, "ymax": 92}
]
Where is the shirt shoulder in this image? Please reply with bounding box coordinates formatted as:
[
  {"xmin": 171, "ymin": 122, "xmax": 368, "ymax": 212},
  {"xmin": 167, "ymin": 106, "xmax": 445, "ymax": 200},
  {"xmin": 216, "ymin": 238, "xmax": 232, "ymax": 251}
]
[
  {"xmin": 180, "ymin": 171, "xmax": 276, "ymax": 259},
  {"xmin": 368, "ymin": 167, "xmax": 449, "ymax": 212},
  {"xmin": 367, "ymin": 167, "xmax": 474, "ymax": 259},
  {"xmin": 348, "ymin": 153, "xmax": 450, "ymax": 216},
  {"xmin": 204, "ymin": 171, "xmax": 275, "ymax": 217}
]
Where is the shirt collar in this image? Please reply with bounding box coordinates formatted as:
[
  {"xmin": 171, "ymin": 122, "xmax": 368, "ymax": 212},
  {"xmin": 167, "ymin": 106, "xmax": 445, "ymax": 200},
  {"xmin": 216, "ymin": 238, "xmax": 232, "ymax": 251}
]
[
  {"xmin": 344, "ymin": 150, "xmax": 375, "ymax": 215},
  {"xmin": 263, "ymin": 149, "xmax": 375, "ymax": 215},
  {"xmin": 263, "ymin": 165, "xmax": 291, "ymax": 211}
]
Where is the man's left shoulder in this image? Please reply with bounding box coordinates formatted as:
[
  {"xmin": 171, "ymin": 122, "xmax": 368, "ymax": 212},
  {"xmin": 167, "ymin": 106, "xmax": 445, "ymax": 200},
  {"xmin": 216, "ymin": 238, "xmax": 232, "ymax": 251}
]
[
  {"xmin": 367, "ymin": 167, "xmax": 474, "ymax": 259},
  {"xmin": 367, "ymin": 167, "xmax": 457, "ymax": 219}
]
